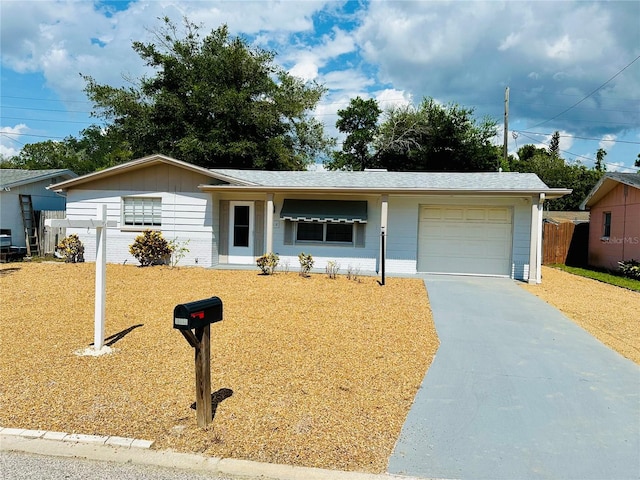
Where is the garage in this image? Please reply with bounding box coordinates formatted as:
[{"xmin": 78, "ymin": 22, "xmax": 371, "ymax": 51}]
[{"xmin": 417, "ymin": 206, "xmax": 513, "ymax": 276}]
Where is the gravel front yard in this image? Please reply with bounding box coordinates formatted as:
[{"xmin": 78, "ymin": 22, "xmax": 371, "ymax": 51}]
[
  {"xmin": 522, "ymin": 266, "xmax": 640, "ymax": 365},
  {"xmin": 0, "ymin": 262, "xmax": 437, "ymax": 473}
]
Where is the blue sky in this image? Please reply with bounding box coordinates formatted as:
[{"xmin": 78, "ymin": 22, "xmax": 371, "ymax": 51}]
[{"xmin": 1, "ymin": 0, "xmax": 639, "ymax": 172}]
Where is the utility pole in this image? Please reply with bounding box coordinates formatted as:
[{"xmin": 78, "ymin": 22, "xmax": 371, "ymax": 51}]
[{"xmin": 503, "ymin": 86, "xmax": 509, "ymax": 170}]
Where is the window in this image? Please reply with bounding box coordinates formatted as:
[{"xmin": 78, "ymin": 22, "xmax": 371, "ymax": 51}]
[
  {"xmin": 122, "ymin": 197, "xmax": 161, "ymax": 227},
  {"xmin": 602, "ymin": 212, "xmax": 611, "ymax": 238},
  {"xmin": 296, "ymin": 221, "xmax": 354, "ymax": 244}
]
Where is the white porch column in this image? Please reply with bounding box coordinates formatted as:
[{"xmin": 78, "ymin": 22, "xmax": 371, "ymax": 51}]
[
  {"xmin": 380, "ymin": 195, "xmax": 388, "ymax": 274},
  {"xmin": 528, "ymin": 194, "xmax": 544, "ymax": 284},
  {"xmin": 266, "ymin": 193, "xmax": 274, "ymax": 253}
]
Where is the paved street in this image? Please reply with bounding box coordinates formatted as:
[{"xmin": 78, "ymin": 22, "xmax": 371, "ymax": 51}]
[{"xmin": 0, "ymin": 451, "xmax": 253, "ymax": 480}]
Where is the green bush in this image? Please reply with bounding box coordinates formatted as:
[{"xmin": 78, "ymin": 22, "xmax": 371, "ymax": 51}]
[
  {"xmin": 129, "ymin": 230, "xmax": 173, "ymax": 266},
  {"xmin": 298, "ymin": 252, "xmax": 314, "ymax": 277},
  {"xmin": 257, "ymin": 252, "xmax": 279, "ymax": 275},
  {"xmin": 57, "ymin": 234, "xmax": 85, "ymax": 263},
  {"xmin": 619, "ymin": 259, "xmax": 640, "ymax": 280}
]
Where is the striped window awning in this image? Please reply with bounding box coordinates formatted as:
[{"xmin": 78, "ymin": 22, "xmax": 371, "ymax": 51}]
[{"xmin": 280, "ymin": 199, "xmax": 367, "ymax": 223}]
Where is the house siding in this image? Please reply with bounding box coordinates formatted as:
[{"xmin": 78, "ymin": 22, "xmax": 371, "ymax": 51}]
[
  {"xmin": 0, "ymin": 178, "xmax": 68, "ymax": 248},
  {"xmin": 65, "ymin": 189, "xmax": 213, "ymax": 266},
  {"xmin": 588, "ymin": 183, "xmax": 640, "ymax": 270}
]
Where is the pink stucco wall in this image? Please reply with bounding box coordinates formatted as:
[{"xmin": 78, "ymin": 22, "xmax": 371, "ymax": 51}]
[{"xmin": 588, "ymin": 182, "xmax": 640, "ymax": 270}]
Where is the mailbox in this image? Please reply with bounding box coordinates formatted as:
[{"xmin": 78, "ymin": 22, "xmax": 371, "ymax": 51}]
[{"xmin": 173, "ymin": 297, "xmax": 223, "ymax": 330}]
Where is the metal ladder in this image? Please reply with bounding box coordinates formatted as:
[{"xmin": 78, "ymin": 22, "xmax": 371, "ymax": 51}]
[{"xmin": 19, "ymin": 194, "xmax": 40, "ymax": 257}]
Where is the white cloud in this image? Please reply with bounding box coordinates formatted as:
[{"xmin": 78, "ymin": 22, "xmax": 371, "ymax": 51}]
[
  {"xmin": 0, "ymin": 124, "xmax": 29, "ymax": 158},
  {"xmin": 599, "ymin": 134, "xmax": 617, "ymax": 151}
]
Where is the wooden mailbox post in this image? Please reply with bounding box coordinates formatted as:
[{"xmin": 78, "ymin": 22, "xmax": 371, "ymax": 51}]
[{"xmin": 173, "ymin": 297, "xmax": 223, "ymax": 427}]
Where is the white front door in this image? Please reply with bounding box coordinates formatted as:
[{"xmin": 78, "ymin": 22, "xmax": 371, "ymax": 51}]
[{"xmin": 228, "ymin": 201, "xmax": 254, "ymax": 264}]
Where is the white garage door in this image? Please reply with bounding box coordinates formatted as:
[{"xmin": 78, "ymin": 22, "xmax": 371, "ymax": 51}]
[{"xmin": 418, "ymin": 206, "xmax": 512, "ymax": 276}]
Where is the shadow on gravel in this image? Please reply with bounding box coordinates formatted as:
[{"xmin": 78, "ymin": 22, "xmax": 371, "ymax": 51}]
[{"xmin": 191, "ymin": 388, "xmax": 234, "ymax": 420}]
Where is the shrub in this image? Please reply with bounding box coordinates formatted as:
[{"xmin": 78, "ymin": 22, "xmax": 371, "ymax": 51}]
[
  {"xmin": 298, "ymin": 252, "xmax": 314, "ymax": 277},
  {"xmin": 326, "ymin": 260, "xmax": 340, "ymax": 279},
  {"xmin": 168, "ymin": 238, "xmax": 190, "ymax": 268},
  {"xmin": 57, "ymin": 234, "xmax": 85, "ymax": 263},
  {"xmin": 129, "ymin": 230, "xmax": 173, "ymax": 266},
  {"xmin": 347, "ymin": 264, "xmax": 361, "ymax": 282},
  {"xmin": 257, "ymin": 252, "xmax": 279, "ymax": 275},
  {"xmin": 619, "ymin": 259, "xmax": 640, "ymax": 280}
]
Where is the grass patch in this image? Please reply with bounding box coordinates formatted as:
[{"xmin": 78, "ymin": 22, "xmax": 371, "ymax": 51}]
[{"xmin": 549, "ymin": 264, "xmax": 640, "ymax": 292}]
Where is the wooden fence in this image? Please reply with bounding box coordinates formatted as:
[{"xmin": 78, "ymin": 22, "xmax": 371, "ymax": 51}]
[
  {"xmin": 39, "ymin": 210, "xmax": 66, "ymax": 255},
  {"xmin": 542, "ymin": 221, "xmax": 589, "ymax": 266}
]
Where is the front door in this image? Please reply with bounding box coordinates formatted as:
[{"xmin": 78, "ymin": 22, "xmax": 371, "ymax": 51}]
[{"xmin": 228, "ymin": 201, "xmax": 254, "ymax": 264}]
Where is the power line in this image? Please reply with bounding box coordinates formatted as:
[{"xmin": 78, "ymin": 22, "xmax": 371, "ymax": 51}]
[
  {"xmin": 526, "ymin": 54, "xmax": 640, "ymax": 130},
  {"xmin": 515, "ymin": 130, "xmax": 640, "ymax": 145}
]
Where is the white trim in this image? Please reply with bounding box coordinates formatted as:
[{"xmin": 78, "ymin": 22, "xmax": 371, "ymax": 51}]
[{"xmin": 228, "ymin": 201, "xmax": 254, "ymax": 263}]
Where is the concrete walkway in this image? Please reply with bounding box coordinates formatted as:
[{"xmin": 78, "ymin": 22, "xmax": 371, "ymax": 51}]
[{"xmin": 388, "ymin": 276, "xmax": 640, "ymax": 480}]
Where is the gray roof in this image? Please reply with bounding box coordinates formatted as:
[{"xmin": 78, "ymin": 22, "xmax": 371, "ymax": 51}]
[
  {"xmin": 209, "ymin": 169, "xmax": 551, "ymax": 191},
  {"xmin": 602, "ymin": 172, "xmax": 640, "ymax": 189},
  {"xmin": 0, "ymin": 169, "xmax": 77, "ymax": 189}
]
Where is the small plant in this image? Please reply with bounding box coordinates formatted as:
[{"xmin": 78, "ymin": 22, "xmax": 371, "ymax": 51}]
[
  {"xmin": 298, "ymin": 252, "xmax": 314, "ymax": 277},
  {"xmin": 168, "ymin": 238, "xmax": 190, "ymax": 268},
  {"xmin": 326, "ymin": 260, "xmax": 340, "ymax": 279},
  {"xmin": 281, "ymin": 258, "xmax": 290, "ymax": 274},
  {"xmin": 257, "ymin": 252, "xmax": 279, "ymax": 275},
  {"xmin": 129, "ymin": 230, "xmax": 173, "ymax": 267},
  {"xmin": 347, "ymin": 264, "xmax": 361, "ymax": 282},
  {"xmin": 57, "ymin": 234, "xmax": 85, "ymax": 263},
  {"xmin": 619, "ymin": 259, "xmax": 640, "ymax": 280}
]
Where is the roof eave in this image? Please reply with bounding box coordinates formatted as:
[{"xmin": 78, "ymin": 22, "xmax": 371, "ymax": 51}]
[
  {"xmin": 199, "ymin": 184, "xmax": 572, "ymax": 198},
  {"xmin": 47, "ymin": 154, "xmax": 250, "ymax": 191}
]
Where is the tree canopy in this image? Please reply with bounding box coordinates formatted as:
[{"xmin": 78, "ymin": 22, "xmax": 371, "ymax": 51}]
[
  {"xmin": 509, "ymin": 140, "xmax": 604, "ymax": 211},
  {"xmin": 82, "ymin": 18, "xmax": 333, "ymax": 170},
  {"xmin": 325, "ymin": 97, "xmax": 501, "ymax": 172},
  {"xmin": 326, "ymin": 97, "xmax": 381, "ymax": 171}
]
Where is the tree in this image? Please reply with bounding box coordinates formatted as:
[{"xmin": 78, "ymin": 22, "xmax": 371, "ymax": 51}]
[
  {"xmin": 548, "ymin": 131, "xmax": 560, "ymax": 158},
  {"xmin": 325, "ymin": 97, "xmax": 381, "ymax": 171},
  {"xmin": 3, "ymin": 125, "xmax": 132, "ymax": 175},
  {"xmin": 510, "ymin": 144, "xmax": 604, "ymax": 211},
  {"xmin": 635, "ymin": 153, "xmax": 639, "ymax": 170},
  {"xmin": 374, "ymin": 98, "xmax": 501, "ymax": 172},
  {"xmin": 595, "ymin": 148, "xmax": 607, "ymax": 172},
  {"xmin": 83, "ymin": 18, "xmax": 333, "ymax": 170}
]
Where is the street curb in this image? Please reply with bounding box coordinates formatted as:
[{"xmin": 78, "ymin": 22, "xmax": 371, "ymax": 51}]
[{"xmin": 0, "ymin": 430, "xmax": 431, "ymax": 480}]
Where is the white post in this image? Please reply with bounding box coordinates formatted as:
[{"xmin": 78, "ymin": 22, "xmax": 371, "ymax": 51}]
[
  {"xmin": 266, "ymin": 193, "xmax": 274, "ymax": 254},
  {"xmin": 94, "ymin": 204, "xmax": 107, "ymax": 350}
]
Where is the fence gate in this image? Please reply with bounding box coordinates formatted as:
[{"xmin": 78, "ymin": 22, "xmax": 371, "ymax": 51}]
[
  {"xmin": 40, "ymin": 211, "xmax": 66, "ymax": 255},
  {"xmin": 542, "ymin": 221, "xmax": 589, "ymax": 266}
]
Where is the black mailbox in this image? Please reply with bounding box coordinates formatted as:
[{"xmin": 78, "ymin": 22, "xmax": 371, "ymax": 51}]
[{"xmin": 173, "ymin": 297, "xmax": 223, "ymax": 330}]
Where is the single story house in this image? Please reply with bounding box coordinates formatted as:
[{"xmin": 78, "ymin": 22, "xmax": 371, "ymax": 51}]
[
  {"xmin": 48, "ymin": 154, "xmax": 570, "ymax": 283},
  {"xmin": 580, "ymin": 172, "xmax": 640, "ymax": 270},
  {"xmin": 0, "ymin": 168, "xmax": 77, "ymax": 249}
]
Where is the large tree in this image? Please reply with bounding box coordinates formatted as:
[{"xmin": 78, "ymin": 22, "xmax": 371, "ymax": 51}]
[
  {"xmin": 2, "ymin": 125, "xmax": 131, "ymax": 175},
  {"xmin": 510, "ymin": 141, "xmax": 604, "ymax": 211},
  {"xmin": 326, "ymin": 96, "xmax": 382, "ymax": 171},
  {"xmin": 374, "ymin": 98, "xmax": 501, "ymax": 172},
  {"xmin": 83, "ymin": 18, "xmax": 333, "ymax": 170}
]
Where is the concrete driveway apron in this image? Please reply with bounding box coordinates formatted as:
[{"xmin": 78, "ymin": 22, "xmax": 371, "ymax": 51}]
[{"xmin": 388, "ymin": 276, "xmax": 640, "ymax": 480}]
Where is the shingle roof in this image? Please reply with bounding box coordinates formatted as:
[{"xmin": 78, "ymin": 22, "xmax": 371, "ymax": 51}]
[
  {"xmin": 602, "ymin": 172, "xmax": 640, "ymax": 189},
  {"xmin": 0, "ymin": 169, "xmax": 76, "ymax": 189},
  {"xmin": 580, "ymin": 172, "xmax": 640, "ymax": 209},
  {"xmin": 209, "ymin": 169, "xmax": 550, "ymax": 191}
]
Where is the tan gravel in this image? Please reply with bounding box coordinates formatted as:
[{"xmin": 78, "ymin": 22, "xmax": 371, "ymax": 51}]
[
  {"xmin": 0, "ymin": 262, "xmax": 437, "ymax": 473},
  {"xmin": 521, "ymin": 266, "xmax": 640, "ymax": 364}
]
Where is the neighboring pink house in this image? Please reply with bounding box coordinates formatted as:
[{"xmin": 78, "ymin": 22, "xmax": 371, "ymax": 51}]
[{"xmin": 580, "ymin": 173, "xmax": 640, "ymax": 270}]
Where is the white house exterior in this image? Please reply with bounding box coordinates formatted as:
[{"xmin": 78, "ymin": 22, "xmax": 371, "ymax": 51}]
[
  {"xmin": 0, "ymin": 169, "xmax": 77, "ymax": 248},
  {"xmin": 48, "ymin": 154, "xmax": 570, "ymax": 283}
]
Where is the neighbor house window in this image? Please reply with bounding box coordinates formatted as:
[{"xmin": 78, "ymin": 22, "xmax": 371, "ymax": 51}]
[
  {"xmin": 122, "ymin": 197, "xmax": 162, "ymax": 227},
  {"xmin": 602, "ymin": 212, "xmax": 611, "ymax": 238},
  {"xmin": 296, "ymin": 221, "xmax": 354, "ymax": 244}
]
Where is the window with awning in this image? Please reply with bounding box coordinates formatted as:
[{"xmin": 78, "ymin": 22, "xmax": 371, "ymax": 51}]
[
  {"xmin": 279, "ymin": 199, "xmax": 368, "ymax": 223},
  {"xmin": 281, "ymin": 199, "xmax": 367, "ymax": 247}
]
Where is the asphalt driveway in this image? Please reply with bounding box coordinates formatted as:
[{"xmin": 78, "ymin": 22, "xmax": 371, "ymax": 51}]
[{"xmin": 388, "ymin": 276, "xmax": 640, "ymax": 480}]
